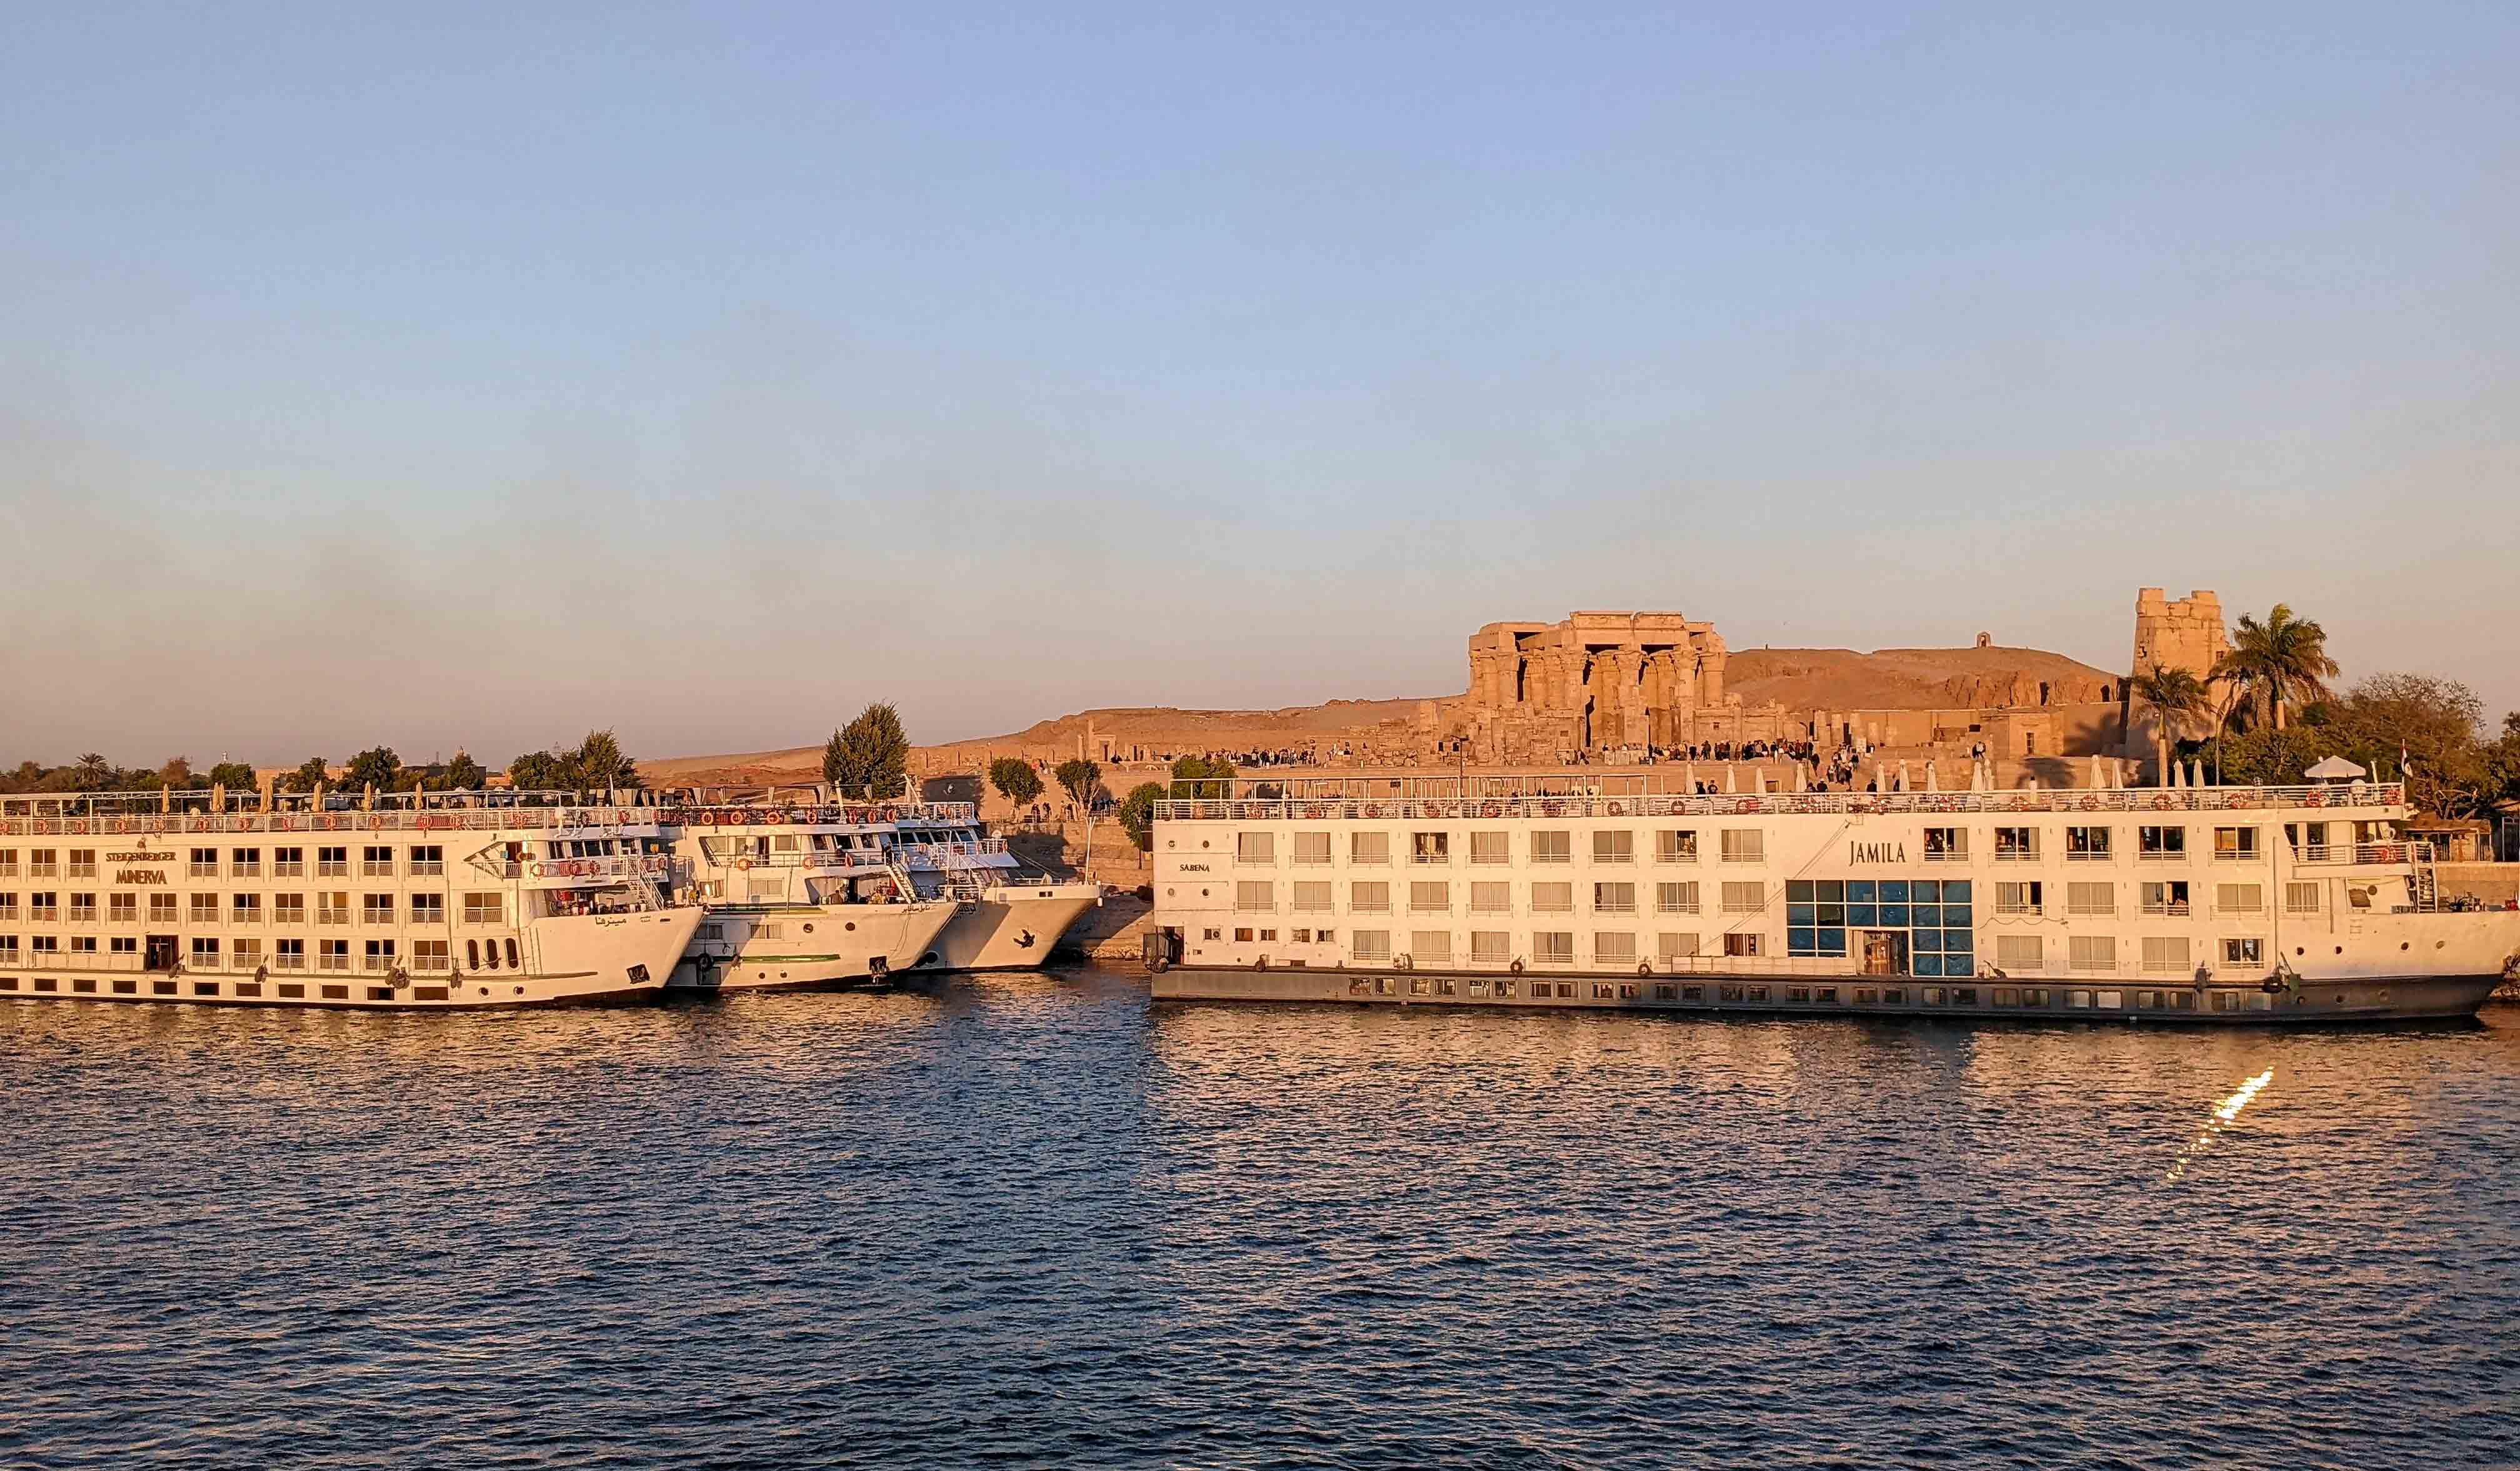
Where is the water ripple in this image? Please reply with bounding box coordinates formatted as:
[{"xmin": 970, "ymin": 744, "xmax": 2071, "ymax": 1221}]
[{"xmin": 3, "ymin": 975, "xmax": 2516, "ymax": 1468}]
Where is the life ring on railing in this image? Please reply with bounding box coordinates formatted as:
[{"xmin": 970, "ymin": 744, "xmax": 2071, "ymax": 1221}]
[
  {"xmin": 735, "ymin": 857, "xmax": 753, "ymax": 871},
  {"xmin": 1253, "ymin": 956, "xmax": 1269, "ymax": 970},
  {"xmin": 1396, "ymin": 954, "xmax": 1413, "ymax": 971},
  {"xmin": 529, "ymin": 862, "xmax": 546, "ymax": 878},
  {"xmin": 1638, "ymin": 961, "xmax": 1653, "ymax": 977},
  {"xmin": 1608, "ymin": 801, "xmax": 1627, "ymax": 817},
  {"xmin": 1364, "ymin": 803, "xmax": 1382, "ymax": 819},
  {"xmin": 1509, "ymin": 958, "xmax": 1525, "ymax": 976}
]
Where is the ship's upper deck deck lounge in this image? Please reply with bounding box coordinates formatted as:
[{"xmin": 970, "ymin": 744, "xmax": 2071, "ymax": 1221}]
[
  {"xmin": 0, "ymin": 789, "xmax": 977, "ymax": 836},
  {"xmin": 1154, "ymin": 777, "xmax": 2404, "ymax": 823}
]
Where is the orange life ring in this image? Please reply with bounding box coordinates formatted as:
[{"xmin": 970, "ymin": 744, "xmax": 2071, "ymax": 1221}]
[
  {"xmin": 529, "ymin": 861, "xmax": 547, "ymax": 878},
  {"xmin": 736, "ymin": 857, "xmax": 753, "ymax": 871},
  {"xmin": 1608, "ymin": 801, "xmax": 1626, "ymax": 817}
]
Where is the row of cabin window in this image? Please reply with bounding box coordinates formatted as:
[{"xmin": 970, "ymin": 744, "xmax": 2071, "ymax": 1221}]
[
  {"xmin": 1980, "ymin": 880, "xmax": 2321, "ymax": 916},
  {"xmin": 0, "ymin": 935, "xmax": 516, "ymax": 969},
  {"xmin": 1990, "ymin": 933, "xmax": 2264, "ymax": 971},
  {"xmin": 1231, "ymin": 830, "xmax": 1756, "ymax": 865},
  {"xmin": 0, "ymin": 891, "xmax": 504, "ymax": 923},
  {"xmin": 0, "ymin": 846, "xmax": 446, "ymax": 877},
  {"xmin": 1233, "ymin": 879, "xmax": 1768, "ymax": 915},
  {"xmin": 1209, "ymin": 926, "xmax": 1750, "ymax": 963},
  {"xmin": 1931, "ymin": 825, "xmax": 2374, "ymax": 861}
]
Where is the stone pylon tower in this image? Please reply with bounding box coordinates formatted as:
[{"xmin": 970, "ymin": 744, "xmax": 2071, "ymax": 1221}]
[{"xmin": 2126, "ymin": 588, "xmax": 2230, "ymax": 766}]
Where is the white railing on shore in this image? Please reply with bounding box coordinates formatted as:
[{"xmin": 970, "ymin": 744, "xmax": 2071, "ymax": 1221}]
[{"xmin": 1152, "ymin": 783, "xmax": 2405, "ymax": 824}]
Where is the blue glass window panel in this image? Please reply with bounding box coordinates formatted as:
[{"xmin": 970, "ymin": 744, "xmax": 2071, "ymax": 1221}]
[
  {"xmin": 1881, "ymin": 903, "xmax": 1910, "ymax": 926},
  {"xmin": 1817, "ymin": 903, "xmax": 1845, "ymax": 926},
  {"xmin": 1942, "ymin": 880, "xmax": 1971, "ymax": 901},
  {"xmin": 1848, "ymin": 881, "xmax": 1876, "ymax": 902},
  {"xmin": 1880, "ymin": 880, "xmax": 1910, "ymax": 903},
  {"xmin": 1788, "ymin": 880, "xmax": 1814, "ymax": 903},
  {"xmin": 1820, "ymin": 930, "xmax": 1848, "ymax": 956},
  {"xmin": 1789, "ymin": 928, "xmax": 1818, "ymax": 955},
  {"xmin": 1914, "ymin": 952, "xmax": 1945, "ymax": 976},
  {"xmin": 1944, "ymin": 931, "xmax": 1973, "ymax": 954},
  {"xmin": 1911, "ymin": 903, "xmax": 1941, "ymax": 926},
  {"xmin": 1789, "ymin": 903, "xmax": 1817, "ymax": 926},
  {"xmin": 1912, "ymin": 879, "xmax": 1941, "ymax": 902},
  {"xmin": 1848, "ymin": 903, "xmax": 1878, "ymax": 926},
  {"xmin": 1913, "ymin": 927, "xmax": 1943, "ymax": 952},
  {"xmin": 1942, "ymin": 903, "xmax": 1972, "ymax": 926},
  {"xmin": 1818, "ymin": 880, "xmax": 1845, "ymax": 902}
]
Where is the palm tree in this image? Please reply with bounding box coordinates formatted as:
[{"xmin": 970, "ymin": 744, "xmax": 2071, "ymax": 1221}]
[
  {"xmin": 2214, "ymin": 604, "xmax": 2339, "ymax": 731},
  {"xmin": 2128, "ymin": 663, "xmax": 2212, "ymax": 782},
  {"xmin": 72, "ymin": 752, "xmax": 113, "ymax": 791}
]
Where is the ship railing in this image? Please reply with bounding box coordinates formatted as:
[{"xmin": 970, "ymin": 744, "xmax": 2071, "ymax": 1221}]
[
  {"xmin": 1151, "ymin": 783, "xmax": 2407, "ymax": 823},
  {"xmin": 692, "ymin": 848, "xmax": 886, "ymax": 873},
  {"xmin": 0, "ymin": 808, "xmax": 663, "ymax": 837},
  {"xmin": 476, "ymin": 855, "xmax": 679, "ymax": 886},
  {"xmin": 892, "ymin": 839, "xmax": 1011, "ymax": 868},
  {"xmin": 659, "ymin": 801, "xmax": 978, "ymax": 830}
]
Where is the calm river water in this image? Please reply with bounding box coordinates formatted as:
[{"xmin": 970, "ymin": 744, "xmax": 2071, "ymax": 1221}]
[{"xmin": 4, "ymin": 971, "xmax": 2517, "ymax": 1468}]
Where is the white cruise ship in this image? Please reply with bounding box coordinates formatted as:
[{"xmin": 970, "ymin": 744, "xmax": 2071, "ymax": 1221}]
[
  {"xmin": 887, "ymin": 811, "xmax": 1102, "ymax": 971},
  {"xmin": 656, "ymin": 798, "xmax": 957, "ymax": 990},
  {"xmin": 0, "ymin": 788, "xmax": 701, "ymax": 1008},
  {"xmin": 1141, "ymin": 771, "xmax": 2520, "ymax": 1024}
]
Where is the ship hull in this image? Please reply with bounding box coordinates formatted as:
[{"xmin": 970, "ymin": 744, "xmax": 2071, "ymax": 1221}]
[
  {"xmin": 668, "ymin": 901, "xmax": 956, "ymax": 992},
  {"xmin": 1149, "ymin": 964, "xmax": 2504, "ymax": 1025},
  {"xmin": 0, "ymin": 908, "xmax": 701, "ymax": 1010},
  {"xmin": 929, "ymin": 892, "xmax": 1100, "ymax": 971}
]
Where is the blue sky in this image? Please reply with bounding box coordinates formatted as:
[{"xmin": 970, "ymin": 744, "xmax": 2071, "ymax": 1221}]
[{"xmin": 4, "ymin": 4, "xmax": 2514, "ymax": 766}]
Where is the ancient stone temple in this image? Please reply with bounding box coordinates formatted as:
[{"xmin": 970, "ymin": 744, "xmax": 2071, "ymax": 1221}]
[{"xmin": 1458, "ymin": 612, "xmax": 1730, "ymax": 759}]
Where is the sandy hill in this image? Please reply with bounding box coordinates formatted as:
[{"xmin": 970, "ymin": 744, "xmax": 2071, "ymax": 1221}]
[
  {"xmin": 649, "ymin": 645, "xmax": 2124, "ymax": 785},
  {"xmin": 1727, "ymin": 646, "xmax": 2122, "ymax": 711}
]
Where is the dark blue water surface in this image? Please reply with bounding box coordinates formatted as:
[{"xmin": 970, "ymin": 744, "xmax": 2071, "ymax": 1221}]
[{"xmin": 4, "ymin": 972, "xmax": 2518, "ymax": 1469}]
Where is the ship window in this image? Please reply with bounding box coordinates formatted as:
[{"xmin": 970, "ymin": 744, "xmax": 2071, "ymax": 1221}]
[
  {"xmin": 2142, "ymin": 936, "xmax": 2192, "ymax": 973},
  {"xmin": 1593, "ymin": 931, "xmax": 1636, "ymax": 963},
  {"xmin": 1410, "ymin": 931, "xmax": 1451, "ymax": 963},
  {"xmin": 1410, "ymin": 832, "xmax": 1449, "ymax": 863},
  {"xmin": 2067, "ymin": 826, "xmax": 2111, "ymax": 859},
  {"xmin": 1530, "ymin": 831, "xmax": 1571, "ymax": 864},
  {"xmin": 1657, "ymin": 932, "xmax": 1700, "ymax": 958},
  {"xmin": 1351, "ymin": 929, "xmax": 1391, "ymax": 962},
  {"xmin": 1719, "ymin": 829, "xmax": 1764, "ymax": 863},
  {"xmin": 2285, "ymin": 881, "xmax": 2321, "ymax": 914},
  {"xmin": 1469, "ymin": 931, "xmax": 1510, "ymax": 963},
  {"xmin": 2223, "ymin": 937, "xmax": 2263, "ymax": 965},
  {"xmin": 1723, "ymin": 933, "xmax": 1762, "ymax": 957},
  {"xmin": 1469, "ymin": 832, "xmax": 1509, "ymax": 865},
  {"xmin": 2069, "ymin": 936, "xmax": 2116, "ymax": 971},
  {"xmin": 1656, "ymin": 830, "xmax": 1699, "ymax": 863},
  {"xmin": 1533, "ymin": 931, "xmax": 1574, "ymax": 965},
  {"xmin": 2139, "ymin": 825, "xmax": 2186, "ymax": 858},
  {"xmin": 504, "ymin": 939, "xmax": 519, "ymax": 969},
  {"xmin": 1235, "ymin": 832, "xmax": 1274, "ymax": 863},
  {"xmin": 1591, "ymin": 830, "xmax": 1633, "ymax": 865},
  {"xmin": 1350, "ymin": 831, "xmax": 1389, "ymax": 866},
  {"xmin": 1233, "ymin": 927, "xmax": 1253, "ymax": 943},
  {"xmin": 1995, "ymin": 935, "xmax": 2042, "ymax": 971},
  {"xmin": 1349, "ymin": 881, "xmax": 1389, "ymax": 913},
  {"xmin": 1291, "ymin": 832, "xmax": 1331, "ymax": 866}
]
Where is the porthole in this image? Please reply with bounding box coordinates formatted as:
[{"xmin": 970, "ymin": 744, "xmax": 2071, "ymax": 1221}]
[
  {"xmin": 803, "ymin": 923, "xmax": 814, "ymax": 934},
  {"xmin": 2334, "ymin": 946, "xmax": 2343, "ymax": 955},
  {"xmin": 846, "ymin": 921, "xmax": 857, "ymax": 932},
  {"xmin": 2401, "ymin": 942, "xmax": 2410, "ymax": 951},
  {"xmin": 2295, "ymin": 947, "xmax": 2305, "ymax": 956}
]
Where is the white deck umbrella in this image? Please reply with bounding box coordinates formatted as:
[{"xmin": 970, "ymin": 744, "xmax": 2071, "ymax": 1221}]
[
  {"xmin": 1724, "ymin": 765, "xmax": 1737, "ymax": 795},
  {"xmin": 1793, "ymin": 765, "xmax": 1808, "ymax": 793},
  {"xmin": 1924, "ymin": 761, "xmax": 1939, "ymax": 792},
  {"xmin": 2304, "ymin": 755, "xmax": 2367, "ymax": 781},
  {"xmin": 1897, "ymin": 761, "xmax": 1911, "ymax": 791}
]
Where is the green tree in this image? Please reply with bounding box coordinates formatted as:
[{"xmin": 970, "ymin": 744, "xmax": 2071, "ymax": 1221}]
[
  {"xmin": 72, "ymin": 753, "xmax": 114, "ymax": 791},
  {"xmin": 508, "ymin": 750, "xmax": 567, "ymax": 791},
  {"xmin": 284, "ymin": 756, "xmax": 331, "ymax": 793},
  {"xmin": 342, "ymin": 746, "xmax": 402, "ymax": 792},
  {"xmin": 2127, "ymin": 663, "xmax": 2212, "ymax": 781},
  {"xmin": 1054, "ymin": 757, "xmax": 1102, "ymax": 811},
  {"xmin": 2214, "ymin": 604, "xmax": 2340, "ymax": 731},
  {"xmin": 988, "ymin": 756, "xmax": 1043, "ymax": 808},
  {"xmin": 1169, "ymin": 753, "xmax": 1236, "ymax": 798},
  {"xmin": 440, "ymin": 751, "xmax": 487, "ymax": 791},
  {"xmin": 824, "ymin": 703, "xmax": 910, "ymax": 800},
  {"xmin": 2335, "ymin": 673, "xmax": 2489, "ymax": 816},
  {"xmin": 205, "ymin": 761, "xmax": 258, "ymax": 791},
  {"xmin": 1116, "ymin": 781, "xmax": 1166, "ymax": 850},
  {"xmin": 571, "ymin": 729, "xmax": 641, "ymax": 791},
  {"xmin": 158, "ymin": 755, "xmax": 199, "ymax": 789}
]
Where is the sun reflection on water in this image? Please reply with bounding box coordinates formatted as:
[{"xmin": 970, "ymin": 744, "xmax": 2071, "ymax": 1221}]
[{"xmin": 2166, "ymin": 1067, "xmax": 2276, "ymax": 1183}]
